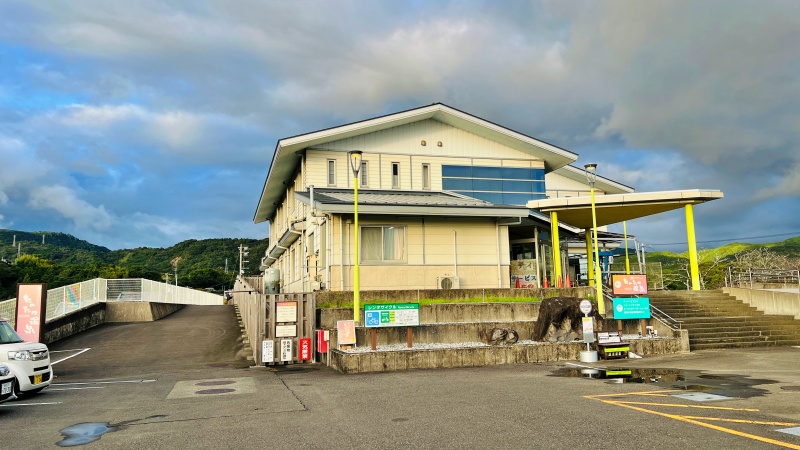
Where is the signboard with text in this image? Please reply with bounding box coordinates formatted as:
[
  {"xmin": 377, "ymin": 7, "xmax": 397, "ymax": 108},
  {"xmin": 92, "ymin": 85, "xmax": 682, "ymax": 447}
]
[
  {"xmin": 612, "ymin": 297, "xmax": 651, "ymax": 320},
  {"xmin": 280, "ymin": 339, "xmax": 293, "ymax": 362},
  {"xmin": 364, "ymin": 303, "xmax": 420, "ymax": 328},
  {"xmin": 337, "ymin": 320, "xmax": 356, "ymax": 347},
  {"xmin": 612, "ymin": 275, "xmax": 648, "ymax": 295},
  {"xmin": 15, "ymin": 284, "xmax": 46, "ymax": 342},
  {"xmin": 276, "ymin": 301, "xmax": 298, "ymax": 322},
  {"xmin": 299, "ymin": 337, "xmax": 311, "ymax": 361}
]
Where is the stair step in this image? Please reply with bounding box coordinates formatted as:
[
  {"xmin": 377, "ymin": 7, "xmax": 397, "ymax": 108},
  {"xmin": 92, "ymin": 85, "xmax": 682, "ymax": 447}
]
[{"xmin": 692, "ymin": 339, "xmax": 800, "ymax": 350}]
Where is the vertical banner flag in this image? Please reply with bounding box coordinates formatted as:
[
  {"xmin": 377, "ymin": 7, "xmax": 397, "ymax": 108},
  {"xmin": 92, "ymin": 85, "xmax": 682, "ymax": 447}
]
[{"xmin": 15, "ymin": 283, "xmax": 46, "ymax": 342}]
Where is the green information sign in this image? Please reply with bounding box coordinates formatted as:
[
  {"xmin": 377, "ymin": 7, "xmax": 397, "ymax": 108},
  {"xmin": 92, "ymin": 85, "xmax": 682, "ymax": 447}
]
[
  {"xmin": 364, "ymin": 303, "xmax": 420, "ymax": 328},
  {"xmin": 612, "ymin": 297, "xmax": 651, "ymax": 320}
]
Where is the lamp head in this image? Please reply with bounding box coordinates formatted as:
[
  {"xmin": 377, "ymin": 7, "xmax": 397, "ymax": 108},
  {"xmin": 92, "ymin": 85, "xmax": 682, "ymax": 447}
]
[
  {"xmin": 583, "ymin": 163, "xmax": 598, "ymax": 184},
  {"xmin": 348, "ymin": 150, "xmax": 363, "ymax": 176}
]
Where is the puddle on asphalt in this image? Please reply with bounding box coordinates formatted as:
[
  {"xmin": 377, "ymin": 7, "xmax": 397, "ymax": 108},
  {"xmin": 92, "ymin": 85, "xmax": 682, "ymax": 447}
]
[
  {"xmin": 551, "ymin": 367, "xmax": 777, "ymax": 399},
  {"xmin": 57, "ymin": 422, "xmax": 117, "ymax": 447}
]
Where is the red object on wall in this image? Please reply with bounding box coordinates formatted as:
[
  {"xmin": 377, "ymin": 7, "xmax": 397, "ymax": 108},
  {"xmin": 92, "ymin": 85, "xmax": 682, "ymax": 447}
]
[
  {"xmin": 299, "ymin": 338, "xmax": 312, "ymax": 361},
  {"xmin": 316, "ymin": 330, "xmax": 328, "ymax": 353}
]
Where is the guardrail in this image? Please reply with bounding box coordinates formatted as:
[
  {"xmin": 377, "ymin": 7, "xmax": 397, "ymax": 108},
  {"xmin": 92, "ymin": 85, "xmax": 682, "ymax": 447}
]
[
  {"xmin": 726, "ymin": 267, "xmax": 800, "ymax": 291},
  {"xmin": 1, "ymin": 278, "xmax": 223, "ymax": 328}
]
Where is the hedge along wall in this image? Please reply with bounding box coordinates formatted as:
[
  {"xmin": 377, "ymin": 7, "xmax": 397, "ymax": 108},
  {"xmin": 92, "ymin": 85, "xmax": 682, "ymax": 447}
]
[{"xmin": 315, "ymin": 287, "xmax": 594, "ymax": 307}]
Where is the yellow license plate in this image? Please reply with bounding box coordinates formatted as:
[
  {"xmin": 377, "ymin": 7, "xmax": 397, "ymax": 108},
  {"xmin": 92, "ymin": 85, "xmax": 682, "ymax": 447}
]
[{"xmin": 34, "ymin": 374, "xmax": 42, "ymax": 384}]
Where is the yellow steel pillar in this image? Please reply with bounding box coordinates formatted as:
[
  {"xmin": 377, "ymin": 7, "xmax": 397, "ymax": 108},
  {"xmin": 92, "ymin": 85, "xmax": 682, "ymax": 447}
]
[
  {"xmin": 585, "ymin": 230, "xmax": 595, "ymax": 286},
  {"xmin": 590, "ymin": 185, "xmax": 604, "ymax": 314},
  {"xmin": 623, "ymin": 221, "xmax": 631, "ymax": 274},
  {"xmin": 550, "ymin": 211, "xmax": 562, "ymax": 287},
  {"xmin": 685, "ymin": 204, "xmax": 700, "ymax": 291}
]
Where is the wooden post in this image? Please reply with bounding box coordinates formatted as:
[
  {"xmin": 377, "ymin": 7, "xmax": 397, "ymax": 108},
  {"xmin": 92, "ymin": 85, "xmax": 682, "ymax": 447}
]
[
  {"xmin": 407, "ymin": 327, "xmax": 413, "ymax": 348},
  {"xmin": 371, "ymin": 328, "xmax": 377, "ymax": 351},
  {"xmin": 617, "ymin": 320, "xmax": 623, "ymax": 333},
  {"xmin": 639, "ymin": 319, "xmax": 647, "ymax": 337}
]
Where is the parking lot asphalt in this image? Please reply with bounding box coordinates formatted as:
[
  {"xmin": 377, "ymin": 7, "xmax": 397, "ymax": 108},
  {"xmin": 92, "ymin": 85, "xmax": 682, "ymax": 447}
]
[{"xmin": 2, "ymin": 305, "xmax": 800, "ymax": 449}]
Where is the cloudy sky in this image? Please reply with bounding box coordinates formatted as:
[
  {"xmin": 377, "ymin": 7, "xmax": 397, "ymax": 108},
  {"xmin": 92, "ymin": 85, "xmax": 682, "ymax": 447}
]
[{"xmin": 1, "ymin": 0, "xmax": 798, "ymax": 253}]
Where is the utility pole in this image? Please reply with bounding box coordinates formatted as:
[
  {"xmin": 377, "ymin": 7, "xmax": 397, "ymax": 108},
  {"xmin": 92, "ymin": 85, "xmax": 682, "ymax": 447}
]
[
  {"xmin": 12, "ymin": 234, "xmax": 16, "ymax": 247},
  {"xmin": 42, "ymin": 234, "xmax": 45, "ymax": 245},
  {"xmin": 225, "ymin": 258, "xmax": 228, "ymax": 274}
]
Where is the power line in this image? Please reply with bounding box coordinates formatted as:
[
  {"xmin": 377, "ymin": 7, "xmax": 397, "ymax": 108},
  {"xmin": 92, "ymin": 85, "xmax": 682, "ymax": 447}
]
[{"xmin": 647, "ymin": 231, "xmax": 800, "ymax": 246}]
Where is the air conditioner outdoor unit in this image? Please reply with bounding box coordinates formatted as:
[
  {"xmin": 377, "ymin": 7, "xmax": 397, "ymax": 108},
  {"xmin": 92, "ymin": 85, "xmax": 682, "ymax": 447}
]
[{"xmin": 437, "ymin": 276, "xmax": 460, "ymax": 290}]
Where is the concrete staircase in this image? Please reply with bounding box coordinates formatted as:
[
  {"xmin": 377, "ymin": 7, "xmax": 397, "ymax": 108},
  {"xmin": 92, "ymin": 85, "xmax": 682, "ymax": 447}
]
[{"xmin": 649, "ymin": 290, "xmax": 800, "ymax": 350}]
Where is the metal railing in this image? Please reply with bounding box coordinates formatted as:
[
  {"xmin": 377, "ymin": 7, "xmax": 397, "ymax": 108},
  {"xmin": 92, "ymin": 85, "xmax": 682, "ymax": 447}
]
[
  {"xmin": 1, "ymin": 278, "xmax": 223, "ymax": 329},
  {"xmin": 725, "ymin": 267, "xmax": 800, "ymax": 291},
  {"xmin": 601, "ymin": 282, "xmax": 682, "ymax": 331}
]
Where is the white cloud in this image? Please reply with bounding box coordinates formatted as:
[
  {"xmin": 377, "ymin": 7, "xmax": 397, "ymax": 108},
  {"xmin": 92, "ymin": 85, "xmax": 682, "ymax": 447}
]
[{"xmin": 28, "ymin": 185, "xmax": 114, "ymax": 231}]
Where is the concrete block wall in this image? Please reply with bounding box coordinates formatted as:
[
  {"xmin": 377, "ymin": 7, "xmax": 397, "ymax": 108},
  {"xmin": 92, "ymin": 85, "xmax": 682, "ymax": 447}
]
[{"xmin": 724, "ymin": 287, "xmax": 800, "ymax": 319}]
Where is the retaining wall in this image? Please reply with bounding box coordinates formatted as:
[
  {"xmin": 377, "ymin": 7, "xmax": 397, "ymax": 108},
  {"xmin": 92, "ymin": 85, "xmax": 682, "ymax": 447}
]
[
  {"xmin": 105, "ymin": 302, "xmax": 184, "ymax": 322},
  {"xmin": 330, "ymin": 337, "xmax": 688, "ymax": 374},
  {"xmin": 723, "ymin": 287, "xmax": 800, "ymax": 319},
  {"xmin": 43, "ymin": 302, "xmax": 107, "ymax": 344}
]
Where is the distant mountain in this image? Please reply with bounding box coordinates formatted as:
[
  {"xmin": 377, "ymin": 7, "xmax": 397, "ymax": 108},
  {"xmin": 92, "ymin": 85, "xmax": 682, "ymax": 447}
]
[{"xmin": 0, "ymin": 229, "xmax": 269, "ymax": 300}]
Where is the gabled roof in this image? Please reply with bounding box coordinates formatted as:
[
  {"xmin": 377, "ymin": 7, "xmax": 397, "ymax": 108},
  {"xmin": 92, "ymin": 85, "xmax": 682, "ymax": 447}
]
[
  {"xmin": 294, "ymin": 188, "xmax": 531, "ymax": 218},
  {"xmin": 254, "ymin": 103, "xmax": 579, "ymax": 223}
]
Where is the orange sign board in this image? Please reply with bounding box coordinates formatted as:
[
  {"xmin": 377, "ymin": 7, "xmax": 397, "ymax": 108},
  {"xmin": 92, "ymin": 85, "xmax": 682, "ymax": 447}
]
[
  {"xmin": 337, "ymin": 320, "xmax": 356, "ymax": 347},
  {"xmin": 15, "ymin": 283, "xmax": 46, "ymax": 342},
  {"xmin": 612, "ymin": 275, "xmax": 648, "ymax": 295}
]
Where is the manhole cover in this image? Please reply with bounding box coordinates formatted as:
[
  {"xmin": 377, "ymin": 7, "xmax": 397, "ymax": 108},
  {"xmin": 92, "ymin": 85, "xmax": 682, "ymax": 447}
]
[
  {"xmin": 196, "ymin": 380, "xmax": 236, "ymax": 386},
  {"xmin": 781, "ymin": 386, "xmax": 800, "ymax": 391},
  {"xmin": 196, "ymin": 388, "xmax": 237, "ymax": 395}
]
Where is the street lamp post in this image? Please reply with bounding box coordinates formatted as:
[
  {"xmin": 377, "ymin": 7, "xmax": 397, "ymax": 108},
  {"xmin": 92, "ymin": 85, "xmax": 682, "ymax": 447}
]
[
  {"xmin": 348, "ymin": 150, "xmax": 363, "ymax": 323},
  {"xmin": 584, "ymin": 164, "xmax": 605, "ymax": 315}
]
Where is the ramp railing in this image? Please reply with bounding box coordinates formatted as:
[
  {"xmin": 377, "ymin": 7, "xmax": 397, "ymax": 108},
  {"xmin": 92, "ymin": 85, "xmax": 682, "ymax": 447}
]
[{"xmin": 1, "ymin": 278, "xmax": 223, "ymax": 328}]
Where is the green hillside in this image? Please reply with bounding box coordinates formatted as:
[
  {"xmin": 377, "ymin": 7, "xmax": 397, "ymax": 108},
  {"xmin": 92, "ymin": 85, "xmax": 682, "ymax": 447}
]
[{"xmin": 0, "ymin": 229, "xmax": 268, "ymax": 300}]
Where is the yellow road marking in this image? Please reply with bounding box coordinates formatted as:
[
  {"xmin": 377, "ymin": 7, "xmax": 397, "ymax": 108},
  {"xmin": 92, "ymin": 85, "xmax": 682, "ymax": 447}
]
[
  {"xmin": 584, "ymin": 391, "xmax": 800, "ymax": 450},
  {"xmin": 680, "ymin": 416, "xmax": 798, "ymax": 427},
  {"xmin": 588, "ymin": 389, "xmax": 681, "ymax": 398},
  {"xmin": 600, "ymin": 400, "xmax": 800, "ymax": 450},
  {"xmin": 612, "ymin": 401, "xmax": 760, "ymax": 412}
]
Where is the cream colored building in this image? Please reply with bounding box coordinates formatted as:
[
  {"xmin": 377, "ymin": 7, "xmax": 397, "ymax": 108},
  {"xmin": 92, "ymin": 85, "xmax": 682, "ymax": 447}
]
[{"xmin": 254, "ymin": 103, "xmax": 633, "ymax": 293}]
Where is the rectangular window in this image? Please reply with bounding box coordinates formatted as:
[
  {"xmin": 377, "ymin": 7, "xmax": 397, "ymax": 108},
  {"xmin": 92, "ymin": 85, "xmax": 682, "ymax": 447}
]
[
  {"xmin": 327, "ymin": 160, "xmax": 336, "ymax": 186},
  {"xmin": 422, "ymin": 164, "xmax": 430, "ymax": 189},
  {"xmin": 441, "ymin": 164, "xmax": 546, "ymax": 205},
  {"xmin": 361, "ymin": 226, "xmax": 406, "ymax": 262},
  {"xmin": 391, "ymin": 163, "xmax": 400, "ymax": 189},
  {"xmin": 360, "ymin": 161, "xmax": 368, "ymax": 187}
]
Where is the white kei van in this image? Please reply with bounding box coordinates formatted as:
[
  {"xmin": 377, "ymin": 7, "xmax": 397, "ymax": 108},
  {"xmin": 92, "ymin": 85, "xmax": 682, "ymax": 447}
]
[{"xmin": 0, "ymin": 318, "xmax": 53, "ymax": 396}]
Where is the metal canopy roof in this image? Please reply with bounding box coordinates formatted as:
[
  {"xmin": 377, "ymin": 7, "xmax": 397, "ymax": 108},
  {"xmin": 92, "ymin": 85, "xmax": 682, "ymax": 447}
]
[
  {"xmin": 526, "ymin": 189, "xmax": 724, "ymax": 229},
  {"xmin": 254, "ymin": 103, "xmax": 579, "ymax": 224},
  {"xmin": 295, "ymin": 189, "xmax": 531, "ymax": 218}
]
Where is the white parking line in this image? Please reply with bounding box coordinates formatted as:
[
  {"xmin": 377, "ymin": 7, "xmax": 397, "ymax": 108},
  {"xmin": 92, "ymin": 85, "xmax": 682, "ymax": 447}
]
[
  {"xmin": 48, "ymin": 386, "xmax": 105, "ymax": 391},
  {"xmin": 51, "ymin": 348, "xmax": 91, "ymax": 365},
  {"xmin": 51, "ymin": 379, "xmax": 157, "ymax": 386},
  {"xmin": 1, "ymin": 402, "xmax": 63, "ymax": 407}
]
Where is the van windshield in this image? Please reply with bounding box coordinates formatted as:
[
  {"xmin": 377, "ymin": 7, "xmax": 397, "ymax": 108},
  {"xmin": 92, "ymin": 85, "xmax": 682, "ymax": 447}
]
[{"xmin": 0, "ymin": 321, "xmax": 24, "ymax": 344}]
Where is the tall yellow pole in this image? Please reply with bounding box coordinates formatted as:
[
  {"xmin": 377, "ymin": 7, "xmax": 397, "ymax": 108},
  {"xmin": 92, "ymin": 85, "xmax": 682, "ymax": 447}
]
[
  {"xmin": 551, "ymin": 211, "xmax": 561, "ymax": 287},
  {"xmin": 623, "ymin": 221, "xmax": 631, "ymax": 274},
  {"xmin": 353, "ymin": 177, "xmax": 360, "ymax": 321},
  {"xmin": 685, "ymin": 204, "xmax": 700, "ymax": 291},
  {"xmin": 585, "ymin": 230, "xmax": 594, "ymax": 287},
  {"xmin": 591, "ymin": 186, "xmax": 604, "ymax": 314}
]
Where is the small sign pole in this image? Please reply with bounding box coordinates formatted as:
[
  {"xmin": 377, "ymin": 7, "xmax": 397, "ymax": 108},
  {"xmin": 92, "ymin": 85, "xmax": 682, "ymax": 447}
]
[
  {"xmin": 370, "ymin": 328, "xmax": 377, "ymax": 351},
  {"xmin": 407, "ymin": 327, "xmax": 413, "ymax": 348}
]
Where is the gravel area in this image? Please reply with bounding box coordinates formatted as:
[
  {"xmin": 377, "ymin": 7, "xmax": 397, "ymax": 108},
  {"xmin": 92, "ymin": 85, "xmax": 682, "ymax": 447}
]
[{"xmin": 340, "ymin": 335, "xmax": 670, "ymax": 353}]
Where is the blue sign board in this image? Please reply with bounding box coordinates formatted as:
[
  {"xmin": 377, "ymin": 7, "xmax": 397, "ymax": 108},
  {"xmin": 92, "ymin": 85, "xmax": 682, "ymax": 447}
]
[{"xmin": 612, "ymin": 297, "xmax": 651, "ymax": 320}]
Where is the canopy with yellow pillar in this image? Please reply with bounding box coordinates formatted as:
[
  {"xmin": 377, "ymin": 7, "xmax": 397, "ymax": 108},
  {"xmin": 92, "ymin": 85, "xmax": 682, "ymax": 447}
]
[{"xmin": 527, "ymin": 189, "xmax": 724, "ymax": 293}]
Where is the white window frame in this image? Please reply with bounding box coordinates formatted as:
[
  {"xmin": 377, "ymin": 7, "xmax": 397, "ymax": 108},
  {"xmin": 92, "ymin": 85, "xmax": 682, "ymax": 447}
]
[
  {"xmin": 327, "ymin": 159, "xmax": 336, "ymax": 186},
  {"xmin": 391, "ymin": 162, "xmax": 400, "ymax": 189},
  {"xmin": 360, "ymin": 161, "xmax": 368, "ymax": 188},
  {"xmin": 422, "ymin": 163, "xmax": 431, "ymax": 190},
  {"xmin": 360, "ymin": 225, "xmax": 407, "ymax": 264}
]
